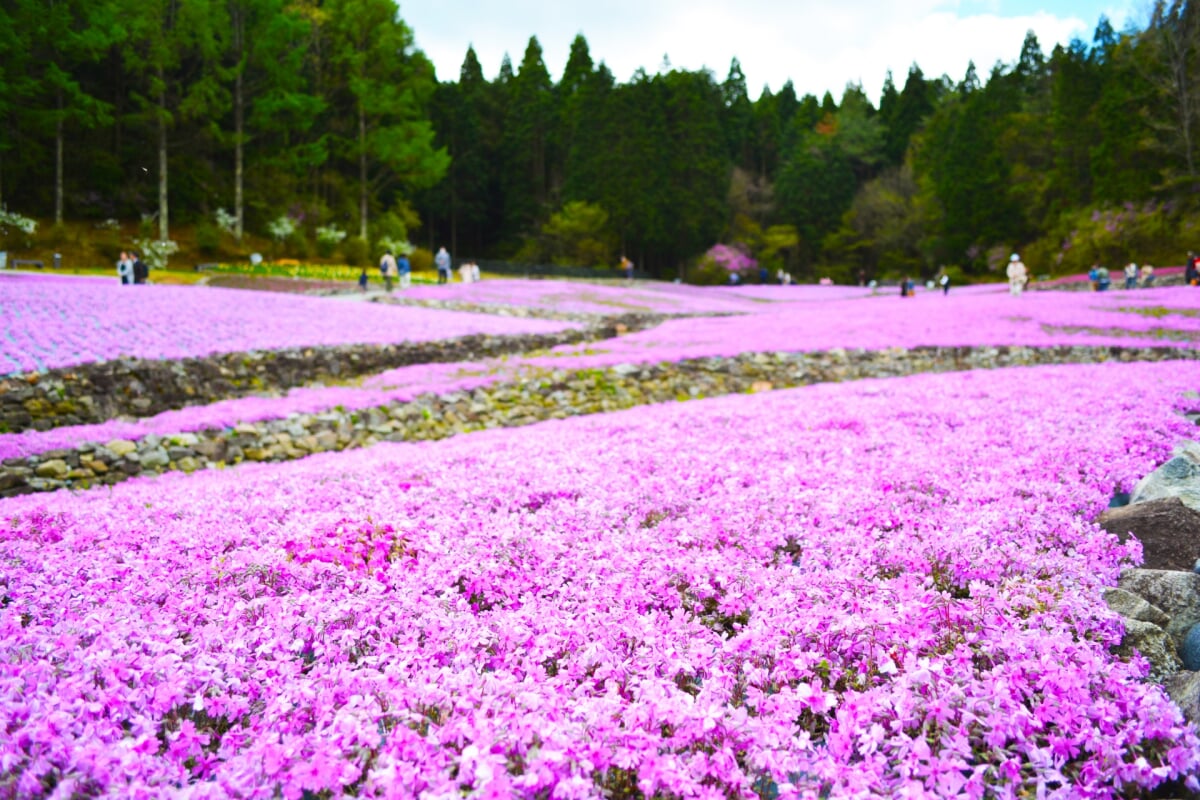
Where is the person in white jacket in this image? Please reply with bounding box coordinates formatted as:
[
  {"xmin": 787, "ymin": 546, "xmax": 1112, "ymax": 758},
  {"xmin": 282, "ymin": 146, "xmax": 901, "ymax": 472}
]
[
  {"xmin": 116, "ymin": 251, "xmax": 134, "ymax": 285},
  {"xmin": 1006, "ymin": 253, "xmax": 1027, "ymax": 296}
]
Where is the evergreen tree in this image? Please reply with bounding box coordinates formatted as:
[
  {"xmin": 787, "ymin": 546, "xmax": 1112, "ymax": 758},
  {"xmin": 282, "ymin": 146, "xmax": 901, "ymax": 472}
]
[{"xmin": 323, "ymin": 0, "xmax": 447, "ymax": 242}]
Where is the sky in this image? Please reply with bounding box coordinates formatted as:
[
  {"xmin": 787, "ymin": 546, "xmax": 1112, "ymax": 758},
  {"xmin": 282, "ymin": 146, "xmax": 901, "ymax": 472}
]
[{"xmin": 400, "ymin": 0, "xmax": 1141, "ymax": 103}]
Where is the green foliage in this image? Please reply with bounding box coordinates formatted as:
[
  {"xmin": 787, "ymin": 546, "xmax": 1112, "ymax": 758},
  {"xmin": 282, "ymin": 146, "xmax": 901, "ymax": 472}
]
[
  {"xmin": 342, "ymin": 236, "xmax": 369, "ymax": 267},
  {"xmin": 521, "ymin": 201, "xmax": 614, "ymax": 267},
  {"xmin": 5, "ymin": 2, "xmax": 1200, "ymax": 282},
  {"xmin": 195, "ymin": 221, "xmax": 222, "ymax": 255},
  {"xmin": 409, "ymin": 247, "xmax": 433, "ymax": 273}
]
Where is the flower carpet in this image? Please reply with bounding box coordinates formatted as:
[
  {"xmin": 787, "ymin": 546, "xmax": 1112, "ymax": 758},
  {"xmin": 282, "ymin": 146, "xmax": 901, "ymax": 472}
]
[
  {"xmin": 0, "ymin": 274, "xmax": 576, "ymax": 375},
  {"xmin": 2, "ymin": 274, "xmax": 1200, "ymax": 797},
  {"xmin": 2, "ymin": 361, "xmax": 1199, "ymax": 797}
]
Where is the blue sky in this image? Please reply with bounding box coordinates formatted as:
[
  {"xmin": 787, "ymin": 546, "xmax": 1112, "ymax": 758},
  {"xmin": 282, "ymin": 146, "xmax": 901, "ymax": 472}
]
[{"xmin": 401, "ymin": 0, "xmax": 1138, "ymax": 101}]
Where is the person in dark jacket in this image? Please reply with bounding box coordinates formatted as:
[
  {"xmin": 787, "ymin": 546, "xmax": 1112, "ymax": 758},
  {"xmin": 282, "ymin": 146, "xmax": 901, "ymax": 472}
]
[{"xmin": 132, "ymin": 253, "xmax": 149, "ymax": 284}]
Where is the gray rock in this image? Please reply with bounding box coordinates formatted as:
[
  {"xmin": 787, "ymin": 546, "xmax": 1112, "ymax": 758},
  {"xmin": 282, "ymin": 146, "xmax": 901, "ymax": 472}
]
[
  {"xmin": 1103, "ymin": 588, "xmax": 1171, "ymax": 627},
  {"xmin": 1131, "ymin": 441, "xmax": 1200, "ymax": 512},
  {"xmin": 1182, "ymin": 624, "xmax": 1200, "ymax": 671},
  {"xmin": 167, "ymin": 447, "xmax": 195, "ymax": 461},
  {"xmin": 1118, "ymin": 569, "xmax": 1200, "ymax": 643},
  {"xmin": 139, "ymin": 448, "xmax": 170, "ymax": 470},
  {"xmin": 1112, "ymin": 618, "xmax": 1180, "ymax": 681},
  {"xmin": 1163, "ymin": 670, "xmax": 1200, "ymax": 725}
]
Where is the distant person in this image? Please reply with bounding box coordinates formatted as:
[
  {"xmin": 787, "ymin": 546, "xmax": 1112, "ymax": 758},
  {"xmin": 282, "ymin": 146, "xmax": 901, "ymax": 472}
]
[
  {"xmin": 132, "ymin": 252, "xmax": 149, "ymax": 285},
  {"xmin": 939, "ymin": 272, "xmax": 950, "ymax": 295},
  {"xmin": 1186, "ymin": 252, "xmax": 1200, "ymax": 286},
  {"xmin": 379, "ymin": 249, "xmax": 397, "ymax": 292},
  {"xmin": 619, "ymin": 255, "xmax": 634, "ymax": 283},
  {"xmin": 857, "ymin": 269, "xmax": 866, "ymax": 287},
  {"xmin": 398, "ymin": 252, "xmax": 411, "ymax": 289},
  {"xmin": 435, "ymin": 246, "xmax": 451, "ymax": 284},
  {"xmin": 116, "ymin": 251, "xmax": 133, "ymax": 285},
  {"xmin": 1006, "ymin": 254, "xmax": 1027, "ymax": 296},
  {"xmin": 358, "ymin": 266, "xmax": 368, "ymax": 292},
  {"xmin": 459, "ymin": 260, "xmax": 474, "ymax": 283},
  {"xmin": 471, "ymin": 261, "xmax": 481, "ymax": 282},
  {"xmin": 729, "ymin": 271, "xmax": 740, "ymax": 285},
  {"xmin": 759, "ymin": 265, "xmax": 769, "ymax": 284},
  {"xmin": 1140, "ymin": 263, "xmax": 1155, "ymax": 288},
  {"xmin": 1088, "ymin": 264, "xmax": 1100, "ymax": 291},
  {"xmin": 900, "ymin": 277, "xmax": 910, "ymax": 298},
  {"xmin": 1096, "ymin": 265, "xmax": 1110, "ymax": 291},
  {"xmin": 1124, "ymin": 262, "xmax": 1138, "ymax": 290}
]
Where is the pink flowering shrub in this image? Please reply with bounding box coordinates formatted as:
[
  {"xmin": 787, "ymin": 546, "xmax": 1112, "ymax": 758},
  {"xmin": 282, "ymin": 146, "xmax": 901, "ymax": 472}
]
[
  {"xmin": 706, "ymin": 244, "xmax": 758, "ymax": 273},
  {"xmin": 0, "ymin": 274, "xmax": 576, "ymax": 374},
  {"xmin": 1, "ymin": 361, "xmax": 1197, "ymax": 797}
]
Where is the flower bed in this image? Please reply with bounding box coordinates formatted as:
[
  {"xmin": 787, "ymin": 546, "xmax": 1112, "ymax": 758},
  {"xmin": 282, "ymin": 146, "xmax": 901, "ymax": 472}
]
[
  {"xmin": 401, "ymin": 278, "xmax": 875, "ymax": 314},
  {"xmin": 1, "ymin": 360, "xmax": 1198, "ymax": 797},
  {"xmin": 0, "ymin": 274, "xmax": 577, "ymax": 374},
  {"xmin": 519, "ymin": 288, "xmax": 1200, "ymax": 371}
]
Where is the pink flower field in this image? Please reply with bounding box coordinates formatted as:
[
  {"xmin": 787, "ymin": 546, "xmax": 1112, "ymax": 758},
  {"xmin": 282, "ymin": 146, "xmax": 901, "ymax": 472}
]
[
  {"xmin": 5, "ymin": 284, "xmax": 1200, "ymax": 460},
  {"xmin": 0, "ymin": 274, "xmax": 577, "ymax": 374},
  {"xmin": 2, "ymin": 361, "xmax": 1199, "ymax": 798},
  {"xmin": 402, "ymin": 278, "xmax": 878, "ymax": 314},
  {"xmin": 518, "ymin": 287, "xmax": 1200, "ymax": 370}
]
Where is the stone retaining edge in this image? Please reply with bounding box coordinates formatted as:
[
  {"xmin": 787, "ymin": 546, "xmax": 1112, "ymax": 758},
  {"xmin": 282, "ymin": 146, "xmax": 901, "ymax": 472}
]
[{"xmin": 3, "ymin": 344, "xmax": 1196, "ymax": 497}]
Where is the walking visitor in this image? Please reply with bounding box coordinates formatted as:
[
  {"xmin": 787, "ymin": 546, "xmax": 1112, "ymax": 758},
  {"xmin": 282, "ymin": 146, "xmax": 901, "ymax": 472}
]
[
  {"xmin": 1186, "ymin": 252, "xmax": 1200, "ymax": 286},
  {"xmin": 116, "ymin": 251, "xmax": 133, "ymax": 285},
  {"xmin": 435, "ymin": 247, "xmax": 451, "ymax": 284},
  {"xmin": 1139, "ymin": 263, "xmax": 1155, "ymax": 288},
  {"xmin": 1124, "ymin": 262, "xmax": 1138, "ymax": 290},
  {"xmin": 1007, "ymin": 254, "xmax": 1027, "ymax": 296},
  {"xmin": 398, "ymin": 252, "xmax": 411, "ymax": 290},
  {"xmin": 379, "ymin": 249, "xmax": 397, "ymax": 293}
]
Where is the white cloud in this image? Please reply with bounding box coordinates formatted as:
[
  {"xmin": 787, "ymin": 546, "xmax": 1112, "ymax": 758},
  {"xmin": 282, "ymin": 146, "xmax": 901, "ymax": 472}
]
[{"xmin": 403, "ymin": 1, "xmax": 1121, "ymax": 102}]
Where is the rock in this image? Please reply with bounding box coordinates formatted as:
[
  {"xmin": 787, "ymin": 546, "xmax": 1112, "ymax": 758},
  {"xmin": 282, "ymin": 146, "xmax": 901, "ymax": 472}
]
[
  {"xmin": 177, "ymin": 456, "xmax": 199, "ymax": 473},
  {"xmin": 1102, "ymin": 588, "xmax": 1171, "ymax": 627},
  {"xmin": 1182, "ymin": 625, "xmax": 1200, "ymax": 671},
  {"xmin": 34, "ymin": 460, "xmax": 69, "ymax": 480},
  {"xmin": 1163, "ymin": 670, "xmax": 1200, "ymax": 724},
  {"xmin": 1131, "ymin": 442, "xmax": 1200, "ymax": 512},
  {"xmin": 1112, "ymin": 618, "xmax": 1180, "ymax": 681},
  {"xmin": 106, "ymin": 439, "xmax": 137, "ymax": 457},
  {"xmin": 167, "ymin": 447, "xmax": 195, "ymax": 461},
  {"xmin": 1097, "ymin": 497, "xmax": 1200, "ymax": 572},
  {"xmin": 168, "ymin": 433, "xmax": 200, "ymax": 447},
  {"xmin": 81, "ymin": 458, "xmax": 108, "ymax": 474},
  {"xmin": 1118, "ymin": 569, "xmax": 1200, "ymax": 642},
  {"xmin": 139, "ymin": 448, "xmax": 170, "ymax": 470}
]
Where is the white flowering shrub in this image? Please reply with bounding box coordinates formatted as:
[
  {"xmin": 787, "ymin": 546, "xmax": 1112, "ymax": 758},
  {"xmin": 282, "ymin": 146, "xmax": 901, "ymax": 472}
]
[
  {"xmin": 0, "ymin": 208, "xmax": 38, "ymax": 236},
  {"xmin": 266, "ymin": 215, "xmax": 297, "ymax": 243},
  {"xmin": 215, "ymin": 208, "xmax": 238, "ymax": 235},
  {"xmin": 132, "ymin": 238, "xmax": 180, "ymax": 270}
]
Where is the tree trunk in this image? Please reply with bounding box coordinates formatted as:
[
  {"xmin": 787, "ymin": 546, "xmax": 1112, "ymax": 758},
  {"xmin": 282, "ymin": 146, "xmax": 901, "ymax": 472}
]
[
  {"xmin": 235, "ymin": 68, "xmax": 244, "ymax": 241},
  {"xmin": 55, "ymin": 91, "xmax": 64, "ymax": 227},
  {"xmin": 158, "ymin": 87, "xmax": 169, "ymax": 241},
  {"xmin": 359, "ymin": 103, "xmax": 368, "ymax": 241},
  {"xmin": 233, "ymin": 3, "xmax": 245, "ymax": 242}
]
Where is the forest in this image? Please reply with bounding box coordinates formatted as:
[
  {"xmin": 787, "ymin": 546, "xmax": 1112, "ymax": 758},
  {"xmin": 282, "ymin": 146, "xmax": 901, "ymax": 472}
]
[{"xmin": 1, "ymin": 0, "xmax": 1199, "ymax": 282}]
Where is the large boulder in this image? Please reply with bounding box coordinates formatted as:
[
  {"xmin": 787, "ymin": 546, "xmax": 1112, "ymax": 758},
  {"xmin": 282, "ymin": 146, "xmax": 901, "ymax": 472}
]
[
  {"xmin": 1097, "ymin": 497, "xmax": 1200, "ymax": 572},
  {"xmin": 1131, "ymin": 441, "xmax": 1200, "ymax": 512},
  {"xmin": 1113, "ymin": 618, "xmax": 1181, "ymax": 681},
  {"xmin": 1102, "ymin": 587, "xmax": 1171, "ymax": 627},
  {"xmin": 1118, "ymin": 569, "xmax": 1200, "ymax": 643},
  {"xmin": 1163, "ymin": 670, "xmax": 1200, "ymax": 725}
]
